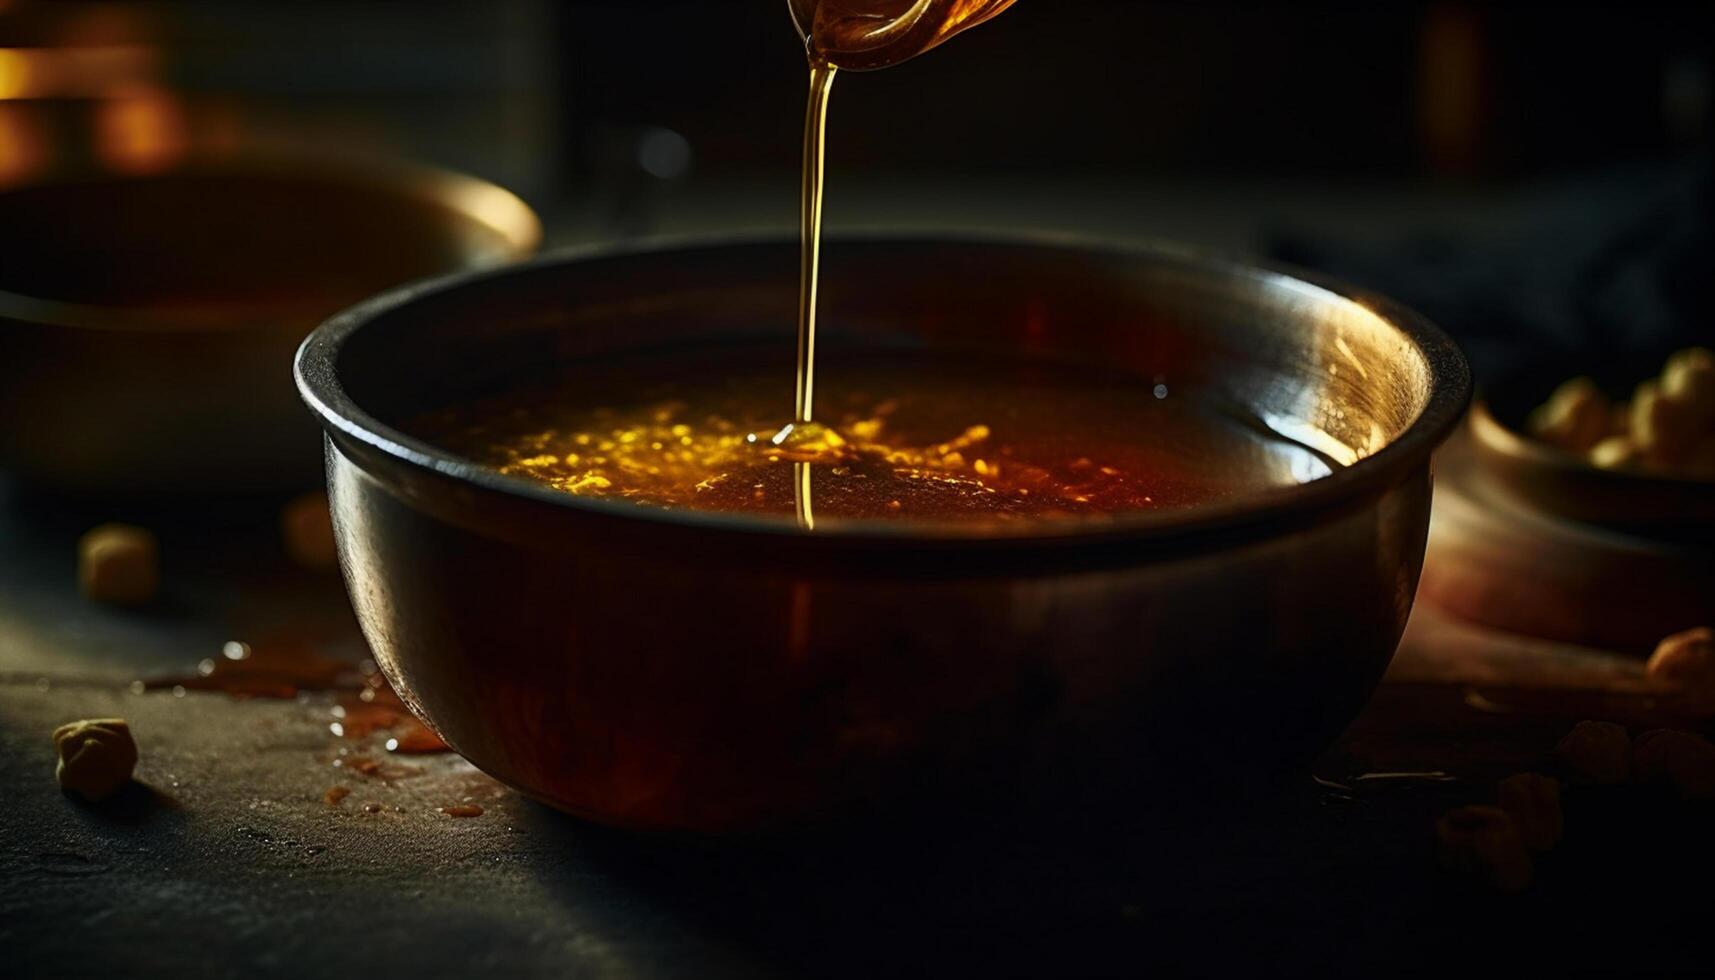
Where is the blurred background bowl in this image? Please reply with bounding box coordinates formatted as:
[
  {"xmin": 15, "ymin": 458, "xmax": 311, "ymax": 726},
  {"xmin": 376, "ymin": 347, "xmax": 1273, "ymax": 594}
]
[
  {"xmin": 0, "ymin": 155, "xmax": 540, "ymax": 497},
  {"xmin": 1468, "ymin": 358, "xmax": 1715, "ymax": 536}
]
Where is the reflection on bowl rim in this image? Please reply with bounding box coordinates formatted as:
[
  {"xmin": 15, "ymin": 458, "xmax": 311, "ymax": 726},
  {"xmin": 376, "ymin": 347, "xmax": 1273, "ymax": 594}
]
[
  {"xmin": 0, "ymin": 153, "xmax": 543, "ymax": 335},
  {"xmin": 296, "ymin": 231, "xmax": 1471, "ymax": 546}
]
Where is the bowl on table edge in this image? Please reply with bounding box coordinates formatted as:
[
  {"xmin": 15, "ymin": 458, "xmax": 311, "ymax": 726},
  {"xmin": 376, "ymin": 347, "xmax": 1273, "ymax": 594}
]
[{"xmin": 295, "ymin": 233, "xmax": 1471, "ymax": 834}]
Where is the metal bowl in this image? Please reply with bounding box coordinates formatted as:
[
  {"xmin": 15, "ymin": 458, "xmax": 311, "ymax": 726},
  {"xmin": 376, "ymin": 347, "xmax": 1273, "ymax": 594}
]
[
  {"xmin": 0, "ymin": 157, "xmax": 541, "ymax": 497},
  {"xmin": 1468, "ymin": 360, "xmax": 1715, "ymax": 535},
  {"xmin": 296, "ymin": 235, "xmax": 1470, "ymax": 833}
]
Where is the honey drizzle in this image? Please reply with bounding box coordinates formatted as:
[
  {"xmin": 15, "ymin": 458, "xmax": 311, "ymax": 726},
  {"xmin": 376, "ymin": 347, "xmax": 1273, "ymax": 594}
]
[
  {"xmin": 790, "ymin": 63, "xmax": 838, "ymax": 531},
  {"xmin": 795, "ymin": 63, "xmax": 837, "ymax": 429}
]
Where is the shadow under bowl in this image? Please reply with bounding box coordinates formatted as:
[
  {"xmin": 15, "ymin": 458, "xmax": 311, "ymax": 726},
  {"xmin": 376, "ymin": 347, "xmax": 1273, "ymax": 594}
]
[
  {"xmin": 0, "ymin": 157, "xmax": 541, "ymax": 497},
  {"xmin": 296, "ymin": 234, "xmax": 1469, "ymax": 833}
]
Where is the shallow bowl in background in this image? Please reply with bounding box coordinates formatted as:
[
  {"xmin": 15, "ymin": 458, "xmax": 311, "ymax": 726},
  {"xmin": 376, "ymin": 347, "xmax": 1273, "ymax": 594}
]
[
  {"xmin": 0, "ymin": 156, "xmax": 541, "ymax": 497},
  {"xmin": 1469, "ymin": 359, "xmax": 1715, "ymax": 536}
]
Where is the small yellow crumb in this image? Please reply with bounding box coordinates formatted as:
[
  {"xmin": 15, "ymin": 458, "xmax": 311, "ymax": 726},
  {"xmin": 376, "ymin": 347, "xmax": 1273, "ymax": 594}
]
[
  {"xmin": 78, "ymin": 524, "xmax": 159, "ymax": 606},
  {"xmin": 53, "ymin": 718, "xmax": 138, "ymax": 802},
  {"xmin": 281, "ymin": 492, "xmax": 338, "ymax": 571},
  {"xmin": 1632, "ymin": 380, "xmax": 1696, "ymax": 464},
  {"xmin": 1662, "ymin": 347, "xmax": 1715, "ymax": 429},
  {"xmin": 1528, "ymin": 377, "xmax": 1609, "ymax": 453},
  {"xmin": 324, "ymin": 785, "xmax": 351, "ymax": 806},
  {"xmin": 1588, "ymin": 435, "xmax": 1637, "ymax": 471},
  {"xmin": 1647, "ymin": 627, "xmax": 1715, "ymax": 715}
]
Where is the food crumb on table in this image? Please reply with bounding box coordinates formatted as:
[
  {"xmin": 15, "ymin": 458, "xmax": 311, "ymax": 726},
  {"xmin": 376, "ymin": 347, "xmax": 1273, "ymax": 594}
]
[
  {"xmin": 53, "ymin": 718, "xmax": 139, "ymax": 802},
  {"xmin": 1646, "ymin": 626, "xmax": 1715, "ymax": 715},
  {"xmin": 77, "ymin": 524, "xmax": 159, "ymax": 606},
  {"xmin": 1555, "ymin": 719, "xmax": 1632, "ymax": 785}
]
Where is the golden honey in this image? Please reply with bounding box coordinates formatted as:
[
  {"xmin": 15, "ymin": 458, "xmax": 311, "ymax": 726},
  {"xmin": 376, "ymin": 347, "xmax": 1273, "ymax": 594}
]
[{"xmin": 411, "ymin": 349, "xmax": 1333, "ymax": 528}]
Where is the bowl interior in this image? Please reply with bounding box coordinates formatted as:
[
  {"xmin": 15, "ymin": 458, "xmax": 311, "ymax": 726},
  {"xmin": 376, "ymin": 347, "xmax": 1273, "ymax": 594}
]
[
  {"xmin": 0, "ymin": 165, "xmax": 538, "ymax": 322},
  {"xmin": 321, "ymin": 237, "xmax": 1461, "ymax": 533}
]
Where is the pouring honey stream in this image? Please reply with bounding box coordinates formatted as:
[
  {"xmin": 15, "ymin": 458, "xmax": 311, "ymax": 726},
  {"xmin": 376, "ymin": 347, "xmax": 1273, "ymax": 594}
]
[
  {"xmin": 784, "ymin": 0, "xmax": 1018, "ymax": 529},
  {"xmin": 413, "ymin": 0, "xmax": 1344, "ymax": 526}
]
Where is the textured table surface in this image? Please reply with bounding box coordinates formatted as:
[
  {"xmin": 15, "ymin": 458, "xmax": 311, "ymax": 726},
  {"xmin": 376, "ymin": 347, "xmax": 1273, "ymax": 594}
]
[{"xmin": 4, "ymin": 480, "xmax": 1712, "ymax": 979}]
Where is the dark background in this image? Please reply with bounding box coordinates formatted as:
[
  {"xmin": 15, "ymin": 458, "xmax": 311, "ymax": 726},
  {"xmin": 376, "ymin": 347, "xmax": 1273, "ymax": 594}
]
[
  {"xmin": 6, "ymin": 2, "xmax": 1711, "ymax": 199},
  {"xmin": 3, "ymin": 0, "xmax": 1712, "ymax": 362}
]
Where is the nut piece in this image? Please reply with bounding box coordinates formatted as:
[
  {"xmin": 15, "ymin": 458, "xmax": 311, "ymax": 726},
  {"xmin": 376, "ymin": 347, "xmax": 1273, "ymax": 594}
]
[
  {"xmin": 1436, "ymin": 805, "xmax": 1533, "ymax": 892},
  {"xmin": 1631, "ymin": 380, "xmax": 1697, "ymax": 464},
  {"xmin": 1528, "ymin": 377, "xmax": 1609, "ymax": 453},
  {"xmin": 1496, "ymin": 773, "xmax": 1563, "ymax": 852},
  {"xmin": 53, "ymin": 718, "xmax": 138, "ymax": 802},
  {"xmin": 78, "ymin": 524, "xmax": 159, "ymax": 606},
  {"xmin": 282, "ymin": 492, "xmax": 338, "ymax": 571},
  {"xmin": 1647, "ymin": 627, "xmax": 1715, "ymax": 715},
  {"xmin": 1662, "ymin": 347, "xmax": 1715, "ymax": 430},
  {"xmin": 1631, "ymin": 729, "xmax": 1715, "ymax": 799},
  {"xmin": 1588, "ymin": 435, "xmax": 1638, "ymax": 471},
  {"xmin": 1555, "ymin": 720, "xmax": 1631, "ymax": 784}
]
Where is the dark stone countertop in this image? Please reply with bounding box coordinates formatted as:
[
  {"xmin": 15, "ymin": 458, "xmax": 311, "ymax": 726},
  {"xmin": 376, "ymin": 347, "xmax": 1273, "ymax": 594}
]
[{"xmin": 4, "ymin": 481, "xmax": 1712, "ymax": 979}]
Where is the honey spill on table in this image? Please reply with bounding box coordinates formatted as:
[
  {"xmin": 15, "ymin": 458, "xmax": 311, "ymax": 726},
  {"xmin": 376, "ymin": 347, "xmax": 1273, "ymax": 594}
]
[{"xmin": 145, "ymin": 636, "xmax": 448, "ymax": 754}]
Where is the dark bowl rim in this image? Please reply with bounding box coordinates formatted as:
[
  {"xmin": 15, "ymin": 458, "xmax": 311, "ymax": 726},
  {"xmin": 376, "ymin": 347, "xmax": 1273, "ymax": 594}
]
[
  {"xmin": 0, "ymin": 153, "xmax": 543, "ymax": 335},
  {"xmin": 295, "ymin": 230, "xmax": 1472, "ymax": 547}
]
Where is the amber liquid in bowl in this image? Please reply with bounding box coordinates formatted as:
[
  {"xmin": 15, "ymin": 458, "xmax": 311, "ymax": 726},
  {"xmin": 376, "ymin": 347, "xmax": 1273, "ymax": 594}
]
[{"xmin": 410, "ymin": 347, "xmax": 1336, "ymax": 529}]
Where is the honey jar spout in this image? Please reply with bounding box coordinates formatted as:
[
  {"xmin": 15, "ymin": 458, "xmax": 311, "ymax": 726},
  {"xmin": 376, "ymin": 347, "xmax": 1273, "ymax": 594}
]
[{"xmin": 788, "ymin": 0, "xmax": 1017, "ymax": 71}]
